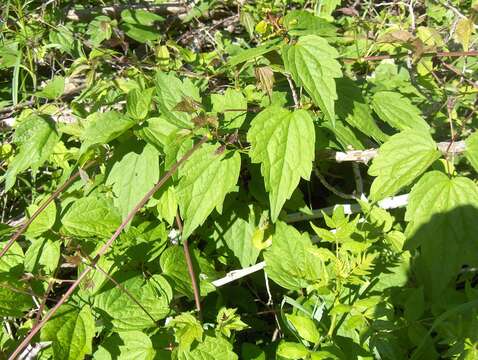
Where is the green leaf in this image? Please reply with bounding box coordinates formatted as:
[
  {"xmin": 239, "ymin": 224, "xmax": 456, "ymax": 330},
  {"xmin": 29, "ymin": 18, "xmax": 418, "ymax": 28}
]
[
  {"xmin": 94, "ymin": 273, "xmax": 172, "ymax": 330},
  {"xmin": 3, "ymin": 114, "xmax": 59, "ymax": 191},
  {"xmin": 216, "ymin": 308, "xmax": 248, "ymax": 338},
  {"xmin": 0, "ymin": 241, "xmax": 24, "ymax": 277},
  {"xmin": 87, "ymin": 16, "xmax": 114, "ymax": 46},
  {"xmin": 121, "ymin": 9, "xmax": 164, "ymax": 25},
  {"xmin": 94, "ymin": 331, "xmax": 156, "ymax": 360},
  {"xmin": 404, "ymin": 287, "xmax": 425, "ymax": 322},
  {"xmin": 178, "ymin": 335, "xmax": 238, "ymax": 360},
  {"xmin": 321, "ymin": 119, "xmax": 364, "ymax": 150},
  {"xmin": 160, "ymin": 246, "xmax": 217, "ymax": 298},
  {"xmin": 156, "ymin": 185, "xmax": 178, "ymax": 225},
  {"xmin": 371, "ymin": 91, "xmax": 429, "ymax": 131},
  {"xmin": 465, "ymin": 131, "xmax": 478, "ymax": 173},
  {"xmin": 211, "ymin": 88, "xmax": 247, "ymax": 129},
  {"xmin": 264, "ymin": 222, "xmax": 321, "ymax": 290},
  {"xmin": 213, "ymin": 204, "xmax": 262, "ymax": 267},
  {"xmin": 25, "ymin": 197, "xmax": 57, "ymax": 237},
  {"xmin": 80, "ymin": 111, "xmax": 135, "ymax": 154},
  {"xmin": 167, "ymin": 312, "xmax": 203, "ymax": 353},
  {"xmin": 276, "ymin": 341, "xmax": 309, "ymax": 359},
  {"xmin": 61, "ymin": 196, "xmax": 121, "ymax": 238},
  {"xmin": 41, "ymin": 304, "xmax": 95, "ymax": 360},
  {"xmin": 24, "ymin": 237, "xmax": 60, "ymax": 275},
  {"xmin": 368, "ymin": 129, "xmax": 441, "ymax": 201},
  {"xmin": 106, "ymin": 143, "xmax": 160, "ymax": 222},
  {"xmin": 282, "ymin": 35, "xmax": 342, "ymax": 123},
  {"xmin": 36, "ymin": 75, "xmax": 65, "ymax": 99},
  {"xmin": 227, "ymin": 38, "xmax": 282, "ymax": 67},
  {"xmin": 155, "ymin": 72, "xmax": 201, "ymax": 129},
  {"xmin": 247, "ymin": 107, "xmax": 315, "ymax": 221},
  {"xmin": 405, "ymin": 171, "xmax": 478, "ymax": 296},
  {"xmin": 283, "ymin": 10, "xmax": 337, "ymax": 37},
  {"xmin": 177, "ymin": 144, "xmax": 241, "ymax": 239},
  {"xmin": 0, "ymin": 286, "xmax": 32, "ymax": 317},
  {"xmin": 126, "ymin": 88, "xmax": 154, "ymax": 120},
  {"xmin": 336, "ymin": 78, "xmax": 388, "ymax": 143},
  {"xmin": 139, "ymin": 117, "xmax": 180, "ymax": 151},
  {"xmin": 286, "ymin": 314, "xmax": 320, "ymax": 344},
  {"xmin": 241, "ymin": 343, "xmax": 266, "ymax": 360}
]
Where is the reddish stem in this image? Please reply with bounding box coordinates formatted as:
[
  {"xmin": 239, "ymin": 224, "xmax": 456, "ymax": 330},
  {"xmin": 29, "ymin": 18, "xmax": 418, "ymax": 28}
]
[{"xmin": 175, "ymin": 213, "xmax": 202, "ymax": 320}]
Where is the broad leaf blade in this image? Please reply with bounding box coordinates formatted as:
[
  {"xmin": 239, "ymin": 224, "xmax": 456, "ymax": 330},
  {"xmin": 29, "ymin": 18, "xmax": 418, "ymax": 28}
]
[
  {"xmin": 177, "ymin": 144, "xmax": 241, "ymax": 239},
  {"xmin": 94, "ymin": 331, "xmax": 156, "ymax": 360},
  {"xmin": 405, "ymin": 171, "xmax": 478, "ymax": 297},
  {"xmin": 247, "ymin": 107, "xmax": 315, "ymax": 221},
  {"xmin": 282, "ymin": 35, "xmax": 342, "ymax": 123},
  {"xmin": 371, "ymin": 91, "xmax": 429, "ymax": 131},
  {"xmin": 106, "ymin": 143, "xmax": 160, "ymax": 222},
  {"xmin": 94, "ymin": 273, "xmax": 172, "ymax": 330},
  {"xmin": 80, "ymin": 111, "xmax": 135, "ymax": 154},
  {"xmin": 264, "ymin": 222, "xmax": 321, "ymax": 290},
  {"xmin": 41, "ymin": 304, "xmax": 95, "ymax": 360},
  {"xmin": 3, "ymin": 114, "xmax": 59, "ymax": 191},
  {"xmin": 368, "ymin": 129, "xmax": 440, "ymax": 201},
  {"xmin": 61, "ymin": 196, "xmax": 121, "ymax": 238}
]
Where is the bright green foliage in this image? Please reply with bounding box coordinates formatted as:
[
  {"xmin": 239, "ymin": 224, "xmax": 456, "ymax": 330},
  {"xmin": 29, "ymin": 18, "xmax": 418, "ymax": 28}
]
[
  {"xmin": 336, "ymin": 78, "xmax": 388, "ymax": 143},
  {"xmin": 1, "ymin": 1, "xmax": 478, "ymax": 359},
  {"xmin": 80, "ymin": 111, "xmax": 135, "ymax": 153},
  {"xmin": 372, "ymin": 91, "xmax": 429, "ymax": 131},
  {"xmin": 177, "ymin": 144, "xmax": 241, "ymax": 239},
  {"xmin": 0, "ymin": 286, "xmax": 33, "ymax": 317},
  {"xmin": 286, "ymin": 314, "xmax": 320, "ymax": 344},
  {"xmin": 106, "ymin": 143, "xmax": 160, "ymax": 221},
  {"xmin": 3, "ymin": 114, "xmax": 59, "ymax": 191},
  {"xmin": 167, "ymin": 312, "xmax": 204, "ymax": 352},
  {"xmin": 216, "ymin": 307, "xmax": 248, "ymax": 337},
  {"xmin": 212, "ymin": 204, "xmax": 262, "ymax": 267},
  {"xmin": 36, "ymin": 75, "xmax": 65, "ymax": 99},
  {"xmin": 282, "ymin": 35, "xmax": 342, "ymax": 122},
  {"xmin": 94, "ymin": 331, "xmax": 156, "ymax": 360},
  {"xmin": 368, "ymin": 129, "xmax": 441, "ymax": 200},
  {"xmin": 248, "ymin": 107, "xmax": 315, "ymax": 221},
  {"xmin": 126, "ymin": 88, "xmax": 153, "ymax": 120},
  {"xmin": 211, "ymin": 88, "xmax": 247, "ymax": 129},
  {"xmin": 41, "ymin": 305, "xmax": 95, "ymax": 360},
  {"xmin": 25, "ymin": 197, "xmax": 57, "ymax": 237},
  {"xmin": 61, "ymin": 196, "xmax": 121, "ymax": 238},
  {"xmin": 177, "ymin": 335, "xmax": 238, "ymax": 360},
  {"xmin": 276, "ymin": 341, "xmax": 309, "ymax": 359},
  {"xmin": 405, "ymin": 171, "xmax": 478, "ymax": 297},
  {"xmin": 465, "ymin": 131, "xmax": 478, "ymax": 173},
  {"xmin": 160, "ymin": 246, "xmax": 216, "ymax": 298},
  {"xmin": 155, "ymin": 72, "xmax": 201, "ymax": 128},
  {"xmin": 264, "ymin": 222, "xmax": 321, "ymax": 290},
  {"xmin": 94, "ymin": 273, "xmax": 172, "ymax": 330},
  {"xmin": 24, "ymin": 237, "xmax": 60, "ymax": 274}
]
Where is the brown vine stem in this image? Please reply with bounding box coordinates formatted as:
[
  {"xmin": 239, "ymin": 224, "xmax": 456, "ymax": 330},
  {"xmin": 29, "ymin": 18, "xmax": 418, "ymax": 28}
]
[
  {"xmin": 0, "ymin": 160, "xmax": 97, "ymax": 260},
  {"xmin": 175, "ymin": 212, "xmax": 202, "ymax": 320},
  {"xmin": 8, "ymin": 135, "xmax": 208, "ymax": 360}
]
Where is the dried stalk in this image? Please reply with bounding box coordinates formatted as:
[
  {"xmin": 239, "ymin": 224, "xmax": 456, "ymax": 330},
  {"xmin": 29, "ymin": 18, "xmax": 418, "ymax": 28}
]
[{"xmin": 327, "ymin": 140, "xmax": 466, "ymax": 164}]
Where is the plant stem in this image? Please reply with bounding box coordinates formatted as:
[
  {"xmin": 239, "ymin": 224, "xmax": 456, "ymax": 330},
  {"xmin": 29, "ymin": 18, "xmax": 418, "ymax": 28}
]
[
  {"xmin": 175, "ymin": 212, "xmax": 202, "ymax": 320},
  {"xmin": 8, "ymin": 135, "xmax": 208, "ymax": 360}
]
